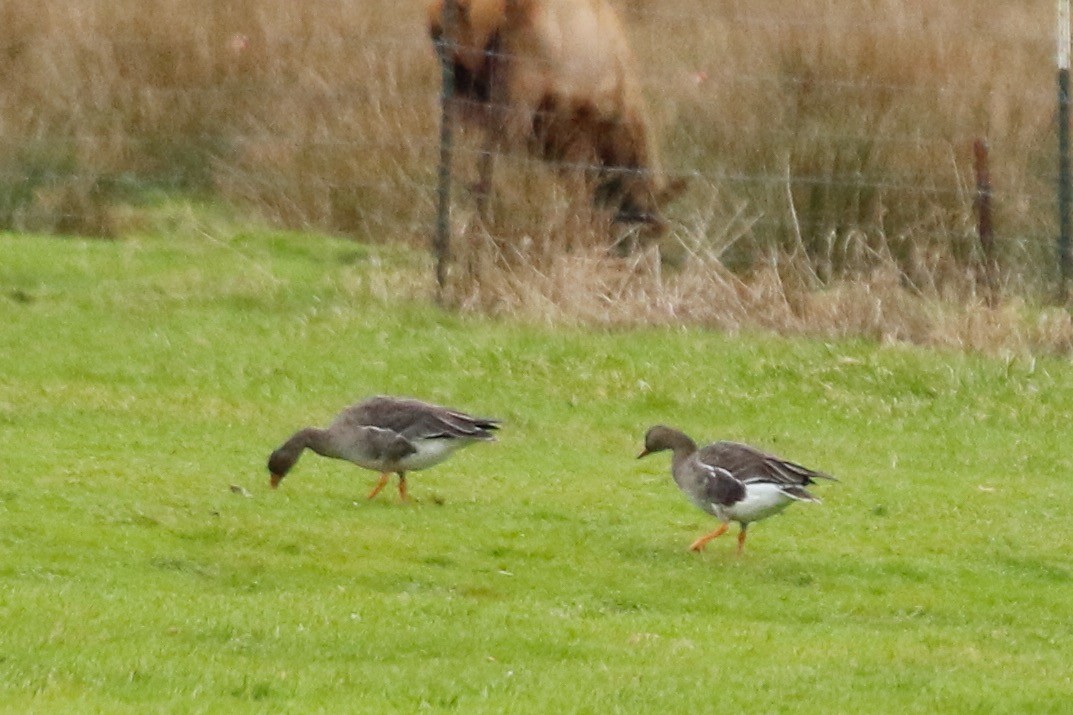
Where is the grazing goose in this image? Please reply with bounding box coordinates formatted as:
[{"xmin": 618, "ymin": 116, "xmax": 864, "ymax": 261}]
[
  {"xmin": 637, "ymin": 425, "xmax": 835, "ymax": 553},
  {"xmin": 268, "ymin": 396, "xmax": 500, "ymax": 500}
]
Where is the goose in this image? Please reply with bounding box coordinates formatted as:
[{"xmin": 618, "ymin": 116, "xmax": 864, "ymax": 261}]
[
  {"xmin": 638, "ymin": 425, "xmax": 835, "ymax": 553},
  {"xmin": 268, "ymin": 396, "xmax": 500, "ymax": 500}
]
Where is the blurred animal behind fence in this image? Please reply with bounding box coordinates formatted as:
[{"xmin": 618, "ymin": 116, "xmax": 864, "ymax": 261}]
[{"xmin": 427, "ymin": 0, "xmax": 685, "ymax": 241}]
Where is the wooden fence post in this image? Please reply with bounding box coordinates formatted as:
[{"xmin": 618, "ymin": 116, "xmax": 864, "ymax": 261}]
[{"xmin": 973, "ymin": 139, "xmax": 996, "ymax": 306}]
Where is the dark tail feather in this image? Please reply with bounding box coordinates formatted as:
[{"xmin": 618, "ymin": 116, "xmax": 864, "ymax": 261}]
[
  {"xmin": 781, "ymin": 484, "xmax": 821, "ymax": 503},
  {"xmin": 771, "ymin": 458, "xmax": 837, "ymax": 483}
]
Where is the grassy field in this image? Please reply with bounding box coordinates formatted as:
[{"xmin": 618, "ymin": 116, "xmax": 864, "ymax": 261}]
[{"xmin": 2, "ymin": 209, "xmax": 1073, "ymax": 712}]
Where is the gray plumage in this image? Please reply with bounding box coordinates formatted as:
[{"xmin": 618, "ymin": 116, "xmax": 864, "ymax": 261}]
[
  {"xmin": 638, "ymin": 425, "xmax": 835, "ymax": 553},
  {"xmin": 268, "ymin": 396, "xmax": 500, "ymax": 499}
]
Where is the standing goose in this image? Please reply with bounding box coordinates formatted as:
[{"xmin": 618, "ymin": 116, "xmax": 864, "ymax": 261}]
[
  {"xmin": 638, "ymin": 425, "xmax": 835, "ymax": 553},
  {"xmin": 268, "ymin": 396, "xmax": 500, "ymax": 500}
]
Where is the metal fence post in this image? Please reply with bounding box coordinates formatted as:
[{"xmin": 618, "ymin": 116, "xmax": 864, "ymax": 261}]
[
  {"xmin": 1058, "ymin": 0, "xmax": 1072, "ymax": 300},
  {"xmin": 433, "ymin": 0, "xmax": 458, "ymax": 303}
]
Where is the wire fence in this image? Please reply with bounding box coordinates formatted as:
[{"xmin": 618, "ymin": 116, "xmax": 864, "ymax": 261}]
[
  {"xmin": 0, "ymin": 0, "xmax": 1065, "ymax": 301},
  {"xmin": 420, "ymin": 0, "xmax": 1063, "ymax": 302}
]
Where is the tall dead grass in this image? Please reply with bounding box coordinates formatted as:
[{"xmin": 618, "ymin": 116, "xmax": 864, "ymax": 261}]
[
  {"xmin": 0, "ymin": 0, "xmax": 437, "ymax": 237},
  {"xmin": 626, "ymin": 0, "xmax": 1054, "ymax": 282},
  {"xmin": 440, "ymin": 0, "xmax": 1069, "ymax": 354},
  {"xmin": 1, "ymin": 0, "xmax": 1068, "ymax": 353},
  {"xmin": 446, "ymin": 215, "xmax": 1073, "ymax": 356}
]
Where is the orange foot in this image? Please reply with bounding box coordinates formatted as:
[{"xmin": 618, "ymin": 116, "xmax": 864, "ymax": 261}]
[
  {"xmin": 736, "ymin": 528, "xmax": 748, "ymax": 555},
  {"xmin": 689, "ymin": 523, "xmax": 729, "ymax": 552},
  {"xmin": 366, "ymin": 473, "xmax": 390, "ymax": 500}
]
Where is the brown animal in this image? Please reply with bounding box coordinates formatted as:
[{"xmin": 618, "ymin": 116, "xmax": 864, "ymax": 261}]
[{"xmin": 428, "ymin": 0, "xmax": 684, "ymax": 238}]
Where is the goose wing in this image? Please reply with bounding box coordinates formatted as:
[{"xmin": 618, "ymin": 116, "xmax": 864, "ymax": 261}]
[
  {"xmin": 698, "ymin": 463, "xmax": 748, "ymax": 507},
  {"xmin": 345, "ymin": 425, "xmax": 417, "ymax": 462},
  {"xmin": 345, "ymin": 396, "xmax": 500, "ymax": 441},
  {"xmin": 697, "ymin": 441, "xmax": 835, "ymax": 486}
]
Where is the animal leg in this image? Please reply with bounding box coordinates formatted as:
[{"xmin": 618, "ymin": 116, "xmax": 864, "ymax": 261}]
[
  {"xmin": 397, "ymin": 472, "xmax": 409, "ymax": 502},
  {"xmin": 366, "ymin": 472, "xmax": 390, "ymax": 500},
  {"xmin": 737, "ymin": 525, "xmax": 749, "ymax": 555},
  {"xmin": 689, "ymin": 523, "xmax": 729, "ymax": 552}
]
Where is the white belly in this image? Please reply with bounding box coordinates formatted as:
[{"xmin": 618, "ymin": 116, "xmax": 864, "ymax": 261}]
[
  {"xmin": 343, "ymin": 437, "xmax": 465, "ymax": 473},
  {"xmin": 395, "ymin": 439, "xmax": 463, "ymax": 471},
  {"xmin": 714, "ymin": 482, "xmax": 795, "ymax": 524}
]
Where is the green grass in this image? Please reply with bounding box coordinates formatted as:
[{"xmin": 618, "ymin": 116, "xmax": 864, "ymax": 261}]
[{"xmin": 3, "ymin": 208, "xmax": 1073, "ymax": 713}]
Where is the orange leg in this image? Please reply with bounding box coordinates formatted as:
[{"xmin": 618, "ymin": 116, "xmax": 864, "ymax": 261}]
[
  {"xmin": 366, "ymin": 472, "xmax": 390, "ymax": 500},
  {"xmin": 397, "ymin": 473, "xmax": 408, "ymax": 502},
  {"xmin": 737, "ymin": 526, "xmax": 749, "ymax": 555},
  {"xmin": 689, "ymin": 523, "xmax": 729, "ymax": 552}
]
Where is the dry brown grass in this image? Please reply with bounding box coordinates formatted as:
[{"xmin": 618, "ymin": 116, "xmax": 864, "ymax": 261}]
[
  {"xmin": 0, "ymin": 0, "xmax": 437, "ymax": 236},
  {"xmin": 625, "ymin": 0, "xmax": 1054, "ymax": 278},
  {"xmin": 1, "ymin": 0, "xmax": 1068, "ymax": 353},
  {"xmin": 446, "ymin": 216, "xmax": 1073, "ymax": 356}
]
